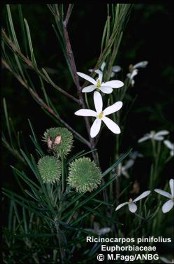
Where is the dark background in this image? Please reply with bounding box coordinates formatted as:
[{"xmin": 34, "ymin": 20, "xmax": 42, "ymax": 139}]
[{"xmin": 2, "ymin": 3, "xmax": 174, "ymax": 188}]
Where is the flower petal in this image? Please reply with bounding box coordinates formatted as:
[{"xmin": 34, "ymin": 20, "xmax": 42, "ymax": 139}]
[
  {"xmin": 133, "ymin": 191, "xmax": 151, "ymax": 202},
  {"xmin": 138, "ymin": 135, "xmax": 151, "ymax": 143},
  {"xmin": 170, "ymin": 150, "xmax": 174, "ymax": 156},
  {"xmin": 95, "ymin": 69, "xmax": 103, "ymax": 82},
  {"xmin": 82, "ymin": 85, "xmax": 96, "ymax": 93},
  {"xmin": 90, "ymin": 118, "xmax": 101, "ymax": 138},
  {"xmin": 102, "ymin": 117, "xmax": 121, "ymax": 134},
  {"xmin": 162, "ymin": 200, "xmax": 174, "ymax": 213},
  {"xmin": 123, "ymin": 159, "xmax": 134, "ymax": 170},
  {"xmin": 100, "ymin": 62, "xmax": 106, "ymax": 71},
  {"xmin": 127, "ymin": 69, "xmax": 138, "ymax": 80},
  {"xmin": 75, "ymin": 109, "xmax": 96, "ymax": 117},
  {"xmin": 164, "ymin": 140, "xmax": 174, "ymax": 150},
  {"xmin": 131, "ymin": 69, "xmax": 138, "ymax": 78},
  {"xmin": 104, "ymin": 80, "xmax": 124, "ymax": 88},
  {"xmin": 112, "ymin": 65, "xmax": 122, "ymax": 73},
  {"xmin": 133, "ymin": 61, "xmax": 148, "ymax": 69},
  {"xmin": 100, "ymin": 86, "xmax": 113, "ymax": 94},
  {"xmin": 100, "ymin": 61, "xmax": 106, "ymax": 71},
  {"xmin": 154, "ymin": 136, "xmax": 165, "ymax": 141},
  {"xmin": 154, "ymin": 189, "xmax": 172, "ymax": 199},
  {"xmin": 94, "ymin": 91, "xmax": 103, "ymax": 113},
  {"xmin": 98, "ymin": 227, "xmax": 111, "ymax": 236},
  {"xmin": 128, "ymin": 202, "xmax": 137, "ymax": 213},
  {"xmin": 160, "ymin": 257, "xmax": 173, "ymax": 263},
  {"xmin": 131, "ymin": 79, "xmax": 135, "ymax": 86},
  {"xmin": 169, "ymin": 179, "xmax": 174, "ymax": 197},
  {"xmin": 155, "ymin": 130, "xmax": 169, "ymax": 137},
  {"xmin": 104, "ymin": 101, "xmax": 123, "ymax": 115},
  {"xmin": 77, "ymin": 72, "xmax": 96, "ymax": 85},
  {"xmin": 115, "ymin": 202, "xmax": 128, "ymax": 211}
]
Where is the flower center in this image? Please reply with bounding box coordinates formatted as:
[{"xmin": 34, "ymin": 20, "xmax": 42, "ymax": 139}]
[
  {"xmin": 150, "ymin": 131, "xmax": 156, "ymax": 139},
  {"xmin": 97, "ymin": 111, "xmax": 104, "ymax": 119},
  {"xmin": 129, "ymin": 198, "xmax": 133, "ymax": 203},
  {"xmin": 96, "ymin": 79, "xmax": 101, "ymax": 88}
]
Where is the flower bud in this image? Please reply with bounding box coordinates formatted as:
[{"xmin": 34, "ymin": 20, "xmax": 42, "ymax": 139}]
[
  {"xmin": 68, "ymin": 157, "xmax": 102, "ymax": 193},
  {"xmin": 43, "ymin": 127, "xmax": 73, "ymax": 157},
  {"xmin": 38, "ymin": 156, "xmax": 61, "ymax": 183}
]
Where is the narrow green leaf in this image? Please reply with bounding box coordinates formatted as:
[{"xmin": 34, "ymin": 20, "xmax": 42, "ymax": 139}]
[
  {"xmin": 6, "ymin": 5, "xmax": 20, "ymax": 49},
  {"xmin": 3, "ymin": 98, "xmax": 13, "ymax": 146},
  {"xmin": 8, "ymin": 200, "xmax": 14, "ymax": 230},
  {"xmin": 18, "ymin": 5, "xmax": 28, "ymax": 55},
  {"xmin": 62, "ymin": 174, "xmax": 117, "ymax": 221},
  {"xmin": 24, "ymin": 18, "xmax": 37, "ymax": 67},
  {"xmin": 28, "ymin": 119, "xmax": 44, "ymax": 156},
  {"xmin": 3, "ymin": 188, "xmax": 51, "ymax": 221},
  {"xmin": 101, "ymin": 17, "xmax": 108, "ymax": 52},
  {"xmin": 28, "ymin": 119, "xmax": 37, "ymax": 143},
  {"xmin": 39, "ymin": 76, "xmax": 50, "ymax": 105},
  {"xmin": 22, "ymin": 207, "xmax": 28, "ymax": 233},
  {"xmin": 13, "ymin": 200, "xmax": 22, "ymax": 226},
  {"xmin": 19, "ymin": 150, "xmax": 39, "ymax": 178}
]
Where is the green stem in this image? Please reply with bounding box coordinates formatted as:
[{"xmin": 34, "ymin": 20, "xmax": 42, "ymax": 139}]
[
  {"xmin": 150, "ymin": 140, "xmax": 161, "ymax": 189},
  {"xmin": 55, "ymin": 222, "xmax": 66, "ymax": 263},
  {"xmin": 61, "ymin": 152, "xmax": 65, "ymax": 194}
]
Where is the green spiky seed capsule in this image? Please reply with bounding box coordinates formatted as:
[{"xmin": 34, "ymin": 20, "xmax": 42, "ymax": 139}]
[
  {"xmin": 38, "ymin": 156, "xmax": 61, "ymax": 183},
  {"xmin": 43, "ymin": 127, "xmax": 73, "ymax": 157},
  {"xmin": 68, "ymin": 157, "xmax": 102, "ymax": 193}
]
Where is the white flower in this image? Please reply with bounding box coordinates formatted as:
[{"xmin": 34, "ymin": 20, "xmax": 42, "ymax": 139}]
[
  {"xmin": 154, "ymin": 179, "xmax": 174, "ymax": 213},
  {"xmin": 118, "ymin": 159, "xmax": 135, "ymax": 178},
  {"xmin": 111, "ymin": 65, "xmax": 122, "ymax": 77},
  {"xmin": 129, "ymin": 151, "xmax": 143, "ymax": 160},
  {"xmin": 89, "ymin": 63, "xmax": 122, "ymax": 78},
  {"xmin": 164, "ymin": 140, "xmax": 174, "ymax": 157},
  {"xmin": 118, "ymin": 151, "xmax": 143, "ymax": 178},
  {"xmin": 115, "ymin": 191, "xmax": 151, "ymax": 213},
  {"xmin": 85, "ymin": 222, "xmax": 111, "ymax": 236},
  {"xmin": 127, "ymin": 61, "xmax": 148, "ymax": 86},
  {"xmin": 138, "ymin": 130, "xmax": 169, "ymax": 143},
  {"xmin": 160, "ymin": 257, "xmax": 174, "ymax": 263},
  {"xmin": 77, "ymin": 70, "xmax": 124, "ymax": 94},
  {"xmin": 75, "ymin": 91, "xmax": 123, "ymax": 138}
]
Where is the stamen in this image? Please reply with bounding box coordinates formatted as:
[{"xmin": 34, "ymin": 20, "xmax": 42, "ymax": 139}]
[
  {"xmin": 96, "ymin": 79, "xmax": 101, "ymax": 88},
  {"xmin": 97, "ymin": 111, "xmax": 104, "ymax": 119}
]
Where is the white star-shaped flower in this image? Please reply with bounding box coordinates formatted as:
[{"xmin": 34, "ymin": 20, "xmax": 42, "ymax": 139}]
[
  {"xmin": 127, "ymin": 61, "xmax": 148, "ymax": 86},
  {"xmin": 75, "ymin": 91, "xmax": 123, "ymax": 138},
  {"xmin": 164, "ymin": 140, "xmax": 174, "ymax": 157},
  {"xmin": 115, "ymin": 191, "xmax": 151, "ymax": 213},
  {"xmin": 118, "ymin": 159, "xmax": 135, "ymax": 178},
  {"xmin": 138, "ymin": 130, "xmax": 169, "ymax": 143},
  {"xmin": 154, "ymin": 179, "xmax": 174, "ymax": 213},
  {"xmin": 117, "ymin": 151, "xmax": 143, "ymax": 178},
  {"xmin": 118, "ymin": 151, "xmax": 143, "ymax": 178},
  {"xmin": 85, "ymin": 222, "xmax": 111, "ymax": 236},
  {"xmin": 77, "ymin": 70, "xmax": 124, "ymax": 94}
]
